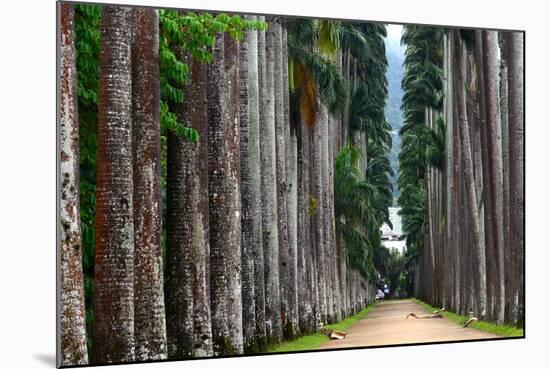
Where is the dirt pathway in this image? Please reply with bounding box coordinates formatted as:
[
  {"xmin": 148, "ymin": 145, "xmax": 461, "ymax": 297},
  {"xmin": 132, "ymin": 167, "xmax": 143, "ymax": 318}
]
[{"xmin": 320, "ymin": 299, "xmax": 502, "ymax": 349}]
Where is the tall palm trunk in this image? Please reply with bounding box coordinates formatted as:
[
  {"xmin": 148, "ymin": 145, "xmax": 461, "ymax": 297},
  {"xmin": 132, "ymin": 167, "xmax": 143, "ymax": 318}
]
[
  {"xmin": 93, "ymin": 6, "xmax": 135, "ymax": 363},
  {"xmin": 165, "ymin": 126, "xmax": 193, "ymax": 357},
  {"xmin": 59, "ymin": 3, "xmax": 88, "ymax": 365},
  {"xmin": 328, "ymin": 114, "xmax": 340, "ymax": 321},
  {"xmin": 186, "ymin": 56, "xmax": 214, "ymax": 357},
  {"xmin": 312, "ymin": 102, "xmax": 327, "ymax": 323},
  {"xmin": 262, "ymin": 19, "xmax": 283, "ymax": 343},
  {"xmin": 452, "ymin": 30, "xmax": 487, "ymax": 319},
  {"xmin": 443, "ymin": 33, "xmax": 454, "ymax": 310},
  {"xmin": 323, "ymin": 113, "xmax": 336, "ymax": 322},
  {"xmin": 474, "ymin": 30, "xmax": 495, "ymax": 320},
  {"xmin": 499, "ymin": 53, "xmax": 512, "ymax": 324},
  {"xmin": 271, "ymin": 19, "xmax": 291, "ymax": 338},
  {"xmin": 208, "ymin": 32, "xmax": 234, "ymax": 355},
  {"xmin": 223, "ymin": 33, "xmax": 244, "ymax": 355},
  {"xmin": 166, "ymin": 50, "xmax": 213, "ymax": 357},
  {"xmin": 131, "ymin": 8, "xmax": 167, "ymax": 361},
  {"xmin": 503, "ymin": 31, "xmax": 524, "ymax": 326},
  {"xmin": 296, "ymin": 106, "xmax": 314, "ymax": 333},
  {"xmin": 283, "ymin": 24, "xmax": 299, "ymax": 338},
  {"xmin": 482, "ymin": 31, "xmax": 505, "ymax": 324},
  {"xmin": 224, "ymin": 32, "xmax": 244, "ymax": 355},
  {"xmin": 253, "ymin": 16, "xmax": 268, "ymax": 348},
  {"xmin": 239, "ymin": 22, "xmax": 257, "ymax": 352}
]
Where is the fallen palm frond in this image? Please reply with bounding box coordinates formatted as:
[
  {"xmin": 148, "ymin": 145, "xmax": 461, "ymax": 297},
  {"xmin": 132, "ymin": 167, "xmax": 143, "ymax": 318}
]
[
  {"xmin": 319, "ymin": 325, "xmax": 348, "ymax": 340},
  {"xmin": 330, "ymin": 330, "xmax": 347, "ymax": 340},
  {"xmin": 463, "ymin": 317, "xmax": 478, "ymax": 328},
  {"xmin": 406, "ymin": 312, "xmax": 443, "ymax": 319}
]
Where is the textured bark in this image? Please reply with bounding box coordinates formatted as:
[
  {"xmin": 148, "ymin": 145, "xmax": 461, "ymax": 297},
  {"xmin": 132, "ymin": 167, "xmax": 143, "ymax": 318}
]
[
  {"xmin": 312, "ymin": 102, "xmax": 327, "ymax": 323},
  {"xmin": 59, "ymin": 3, "xmax": 88, "ymax": 366},
  {"xmin": 239, "ymin": 24, "xmax": 257, "ymax": 352},
  {"xmin": 296, "ymin": 112, "xmax": 314, "ymax": 333},
  {"xmin": 165, "ymin": 126, "xmax": 194, "ymax": 358},
  {"xmin": 93, "ymin": 6, "xmax": 135, "ymax": 364},
  {"xmin": 504, "ymin": 31, "xmax": 524, "ymax": 326},
  {"xmin": 453, "ymin": 30, "xmax": 487, "ymax": 318},
  {"xmin": 166, "ymin": 50, "xmax": 213, "ymax": 358},
  {"xmin": 165, "ymin": 53, "xmax": 194, "ymax": 360},
  {"xmin": 253, "ymin": 16, "xmax": 268, "ymax": 348},
  {"xmin": 185, "ymin": 57, "xmax": 214, "ymax": 357},
  {"xmin": 482, "ymin": 31, "xmax": 505, "ymax": 324},
  {"xmin": 207, "ymin": 32, "xmax": 244, "ymax": 355},
  {"xmin": 474, "ymin": 30, "xmax": 495, "ymax": 320},
  {"xmin": 283, "ymin": 24, "xmax": 299, "ymax": 338},
  {"xmin": 131, "ymin": 9, "xmax": 167, "ymax": 361},
  {"xmin": 207, "ymin": 33, "xmax": 231, "ymax": 355},
  {"xmin": 323, "ymin": 112, "xmax": 335, "ymax": 323},
  {"xmin": 262, "ymin": 19, "xmax": 283, "ymax": 342},
  {"xmin": 271, "ymin": 19, "xmax": 291, "ymax": 338},
  {"xmin": 443, "ymin": 33, "xmax": 454, "ymax": 310},
  {"xmin": 330, "ymin": 116, "xmax": 341, "ymax": 321},
  {"xmin": 499, "ymin": 55, "xmax": 513, "ymax": 324},
  {"xmin": 223, "ymin": 34, "xmax": 244, "ymax": 354}
]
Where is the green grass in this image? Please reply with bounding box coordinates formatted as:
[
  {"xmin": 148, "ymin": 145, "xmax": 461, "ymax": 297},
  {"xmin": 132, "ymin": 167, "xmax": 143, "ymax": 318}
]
[
  {"xmin": 412, "ymin": 298, "xmax": 524, "ymax": 337},
  {"xmin": 267, "ymin": 304, "xmax": 376, "ymax": 353}
]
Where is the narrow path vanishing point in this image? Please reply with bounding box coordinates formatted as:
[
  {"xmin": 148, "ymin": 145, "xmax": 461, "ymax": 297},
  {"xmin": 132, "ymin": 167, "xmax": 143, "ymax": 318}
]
[{"xmin": 320, "ymin": 299, "xmax": 502, "ymax": 349}]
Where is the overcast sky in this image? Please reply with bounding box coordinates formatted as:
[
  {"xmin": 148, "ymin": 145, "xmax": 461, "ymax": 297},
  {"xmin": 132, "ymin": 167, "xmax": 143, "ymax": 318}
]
[{"xmin": 386, "ymin": 24, "xmax": 403, "ymax": 41}]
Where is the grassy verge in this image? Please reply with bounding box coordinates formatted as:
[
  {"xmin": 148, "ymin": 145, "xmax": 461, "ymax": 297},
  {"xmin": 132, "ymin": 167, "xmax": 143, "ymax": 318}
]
[
  {"xmin": 267, "ymin": 304, "xmax": 376, "ymax": 353},
  {"xmin": 412, "ymin": 298, "xmax": 523, "ymax": 337}
]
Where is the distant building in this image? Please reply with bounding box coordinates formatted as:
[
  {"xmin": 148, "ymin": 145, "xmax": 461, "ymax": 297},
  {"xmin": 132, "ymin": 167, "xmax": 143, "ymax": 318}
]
[
  {"xmin": 380, "ymin": 207, "xmax": 404, "ymax": 240},
  {"xmin": 381, "ymin": 207, "xmax": 406, "ymax": 254}
]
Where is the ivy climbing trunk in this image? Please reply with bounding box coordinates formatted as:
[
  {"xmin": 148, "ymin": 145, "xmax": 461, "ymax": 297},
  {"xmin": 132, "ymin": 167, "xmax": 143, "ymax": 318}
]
[
  {"xmin": 59, "ymin": 3, "xmax": 88, "ymax": 366},
  {"xmin": 93, "ymin": 6, "xmax": 135, "ymax": 364}
]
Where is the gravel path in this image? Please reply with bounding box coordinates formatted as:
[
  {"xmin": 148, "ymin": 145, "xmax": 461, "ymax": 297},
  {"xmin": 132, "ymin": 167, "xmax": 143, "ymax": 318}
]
[{"xmin": 319, "ymin": 299, "xmax": 502, "ymax": 349}]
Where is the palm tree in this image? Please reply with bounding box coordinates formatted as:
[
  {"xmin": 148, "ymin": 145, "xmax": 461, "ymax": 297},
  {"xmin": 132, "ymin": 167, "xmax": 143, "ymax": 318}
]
[
  {"xmin": 223, "ymin": 28, "xmax": 244, "ymax": 356},
  {"xmin": 239, "ymin": 18, "xmax": 257, "ymax": 352},
  {"xmin": 165, "ymin": 47, "xmax": 213, "ymax": 357},
  {"xmin": 131, "ymin": 8, "xmax": 167, "ymax": 361},
  {"xmin": 207, "ymin": 31, "xmax": 244, "ymax": 355},
  {"xmin": 262, "ymin": 17, "xmax": 283, "ymax": 343},
  {"xmin": 282, "ymin": 23, "xmax": 300, "ymax": 337},
  {"xmin": 272, "ymin": 19, "xmax": 292, "ymax": 337},
  {"xmin": 452, "ymin": 29, "xmax": 487, "ymax": 318},
  {"xmin": 92, "ymin": 6, "xmax": 135, "ymax": 364},
  {"xmin": 481, "ymin": 31, "xmax": 505, "ymax": 324},
  {"xmin": 503, "ymin": 31, "xmax": 524, "ymax": 327},
  {"xmin": 253, "ymin": 15, "xmax": 268, "ymax": 349},
  {"xmin": 59, "ymin": 2, "xmax": 88, "ymax": 366}
]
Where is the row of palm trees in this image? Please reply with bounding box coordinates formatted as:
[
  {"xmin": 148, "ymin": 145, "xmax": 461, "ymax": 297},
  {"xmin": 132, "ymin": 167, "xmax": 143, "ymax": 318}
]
[
  {"xmin": 59, "ymin": 4, "xmax": 394, "ymax": 366},
  {"xmin": 398, "ymin": 26, "xmax": 524, "ymax": 327}
]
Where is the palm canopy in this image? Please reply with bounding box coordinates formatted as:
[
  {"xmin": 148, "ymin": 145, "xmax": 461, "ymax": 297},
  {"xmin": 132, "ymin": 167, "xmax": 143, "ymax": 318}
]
[{"xmin": 397, "ymin": 25, "xmax": 444, "ymax": 260}]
